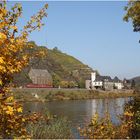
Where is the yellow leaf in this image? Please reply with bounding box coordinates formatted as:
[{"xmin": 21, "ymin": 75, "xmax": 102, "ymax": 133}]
[
  {"xmin": 0, "ymin": 80, "xmax": 2, "ymax": 86},
  {"xmin": 17, "ymin": 107, "xmax": 22, "ymax": 113},
  {"xmin": 22, "ymin": 118, "xmax": 25, "ymax": 122},
  {"xmin": 0, "ymin": 32, "xmax": 7, "ymax": 40},
  {"xmin": 6, "ymin": 106, "xmax": 14, "ymax": 115},
  {"xmin": 6, "ymin": 96, "xmax": 14, "ymax": 102},
  {"xmin": 10, "ymin": 26, "xmax": 17, "ymax": 30}
]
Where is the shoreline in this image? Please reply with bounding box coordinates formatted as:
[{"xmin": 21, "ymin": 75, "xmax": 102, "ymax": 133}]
[{"xmin": 12, "ymin": 88, "xmax": 138, "ymax": 102}]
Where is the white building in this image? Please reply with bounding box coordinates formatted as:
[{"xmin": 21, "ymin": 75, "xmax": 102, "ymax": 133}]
[
  {"xmin": 85, "ymin": 72, "xmax": 123, "ymax": 90},
  {"xmin": 91, "ymin": 72, "xmax": 103, "ymax": 89},
  {"xmin": 113, "ymin": 76, "xmax": 124, "ymax": 89}
]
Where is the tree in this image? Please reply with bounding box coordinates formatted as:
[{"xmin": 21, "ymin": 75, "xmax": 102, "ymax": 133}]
[
  {"xmin": 52, "ymin": 73, "xmax": 61, "ymax": 88},
  {"xmin": 0, "ymin": 1, "xmax": 48, "ymax": 138},
  {"xmin": 131, "ymin": 79, "xmax": 136, "ymax": 89},
  {"xmin": 78, "ymin": 79, "xmax": 85, "ymax": 88},
  {"xmin": 68, "ymin": 81, "xmax": 77, "ymax": 88},
  {"xmin": 53, "ymin": 46, "xmax": 61, "ymax": 53},
  {"xmin": 123, "ymin": 1, "xmax": 140, "ymax": 41},
  {"xmin": 60, "ymin": 81, "xmax": 69, "ymax": 88}
]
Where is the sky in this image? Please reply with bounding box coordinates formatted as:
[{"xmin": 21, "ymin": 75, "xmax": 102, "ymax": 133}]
[{"xmin": 7, "ymin": 1, "xmax": 140, "ymax": 79}]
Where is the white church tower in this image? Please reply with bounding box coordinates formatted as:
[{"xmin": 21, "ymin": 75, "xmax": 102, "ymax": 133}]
[
  {"xmin": 91, "ymin": 72, "xmax": 96, "ymax": 82},
  {"xmin": 91, "ymin": 72, "xmax": 96, "ymax": 89}
]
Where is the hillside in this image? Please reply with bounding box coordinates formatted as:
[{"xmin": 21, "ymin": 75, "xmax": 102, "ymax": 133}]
[
  {"xmin": 131, "ymin": 76, "xmax": 140, "ymax": 83},
  {"xmin": 131, "ymin": 76, "xmax": 140, "ymax": 89},
  {"xmin": 13, "ymin": 42, "xmax": 96, "ymax": 88}
]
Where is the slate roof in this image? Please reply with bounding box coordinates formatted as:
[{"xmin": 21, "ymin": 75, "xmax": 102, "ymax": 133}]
[
  {"xmin": 94, "ymin": 75, "xmax": 122, "ymax": 83},
  {"xmin": 95, "ymin": 75, "xmax": 113, "ymax": 82},
  {"xmin": 113, "ymin": 76, "xmax": 121, "ymax": 82}
]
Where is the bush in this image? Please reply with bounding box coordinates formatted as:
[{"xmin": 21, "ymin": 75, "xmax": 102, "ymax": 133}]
[
  {"xmin": 27, "ymin": 116, "xmax": 72, "ymax": 139},
  {"xmin": 79, "ymin": 99, "xmax": 140, "ymax": 139}
]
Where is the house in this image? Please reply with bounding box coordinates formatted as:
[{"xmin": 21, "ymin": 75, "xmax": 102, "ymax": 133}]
[
  {"xmin": 123, "ymin": 78, "xmax": 132, "ymax": 89},
  {"xmin": 113, "ymin": 76, "xmax": 124, "ymax": 89},
  {"xmin": 91, "ymin": 72, "xmax": 103, "ymax": 89},
  {"xmin": 103, "ymin": 76, "xmax": 114, "ymax": 90},
  {"xmin": 28, "ymin": 68, "xmax": 52, "ymax": 86},
  {"xmin": 90, "ymin": 72, "xmax": 114, "ymax": 90},
  {"xmin": 85, "ymin": 72, "xmax": 123, "ymax": 90}
]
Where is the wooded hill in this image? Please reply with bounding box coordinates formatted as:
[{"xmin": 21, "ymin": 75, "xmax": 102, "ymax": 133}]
[
  {"xmin": 131, "ymin": 76, "xmax": 140, "ymax": 90},
  {"xmin": 13, "ymin": 41, "xmax": 96, "ymax": 88}
]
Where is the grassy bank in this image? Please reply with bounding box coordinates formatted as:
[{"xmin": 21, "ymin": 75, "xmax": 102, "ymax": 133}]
[
  {"xmin": 27, "ymin": 116, "xmax": 72, "ymax": 139},
  {"xmin": 12, "ymin": 88, "xmax": 138, "ymax": 102}
]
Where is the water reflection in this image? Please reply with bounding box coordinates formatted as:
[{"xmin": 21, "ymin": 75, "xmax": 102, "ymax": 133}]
[
  {"xmin": 23, "ymin": 97, "xmax": 130, "ymax": 138},
  {"xmin": 87, "ymin": 98, "xmax": 130, "ymax": 124}
]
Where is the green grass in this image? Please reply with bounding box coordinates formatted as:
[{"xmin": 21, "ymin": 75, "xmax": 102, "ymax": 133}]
[
  {"xmin": 27, "ymin": 117, "xmax": 72, "ymax": 139},
  {"xmin": 12, "ymin": 88, "xmax": 137, "ymax": 102}
]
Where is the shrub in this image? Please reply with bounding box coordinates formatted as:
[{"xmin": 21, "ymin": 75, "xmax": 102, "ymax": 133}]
[
  {"xmin": 79, "ymin": 105, "xmax": 136, "ymax": 139},
  {"xmin": 27, "ymin": 116, "xmax": 72, "ymax": 139}
]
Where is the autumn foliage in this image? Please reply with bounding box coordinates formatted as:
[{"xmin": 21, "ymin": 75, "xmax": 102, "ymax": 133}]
[
  {"xmin": 79, "ymin": 102, "xmax": 139, "ymax": 139},
  {"xmin": 0, "ymin": 1, "xmax": 48, "ymax": 138},
  {"xmin": 124, "ymin": 0, "xmax": 140, "ymax": 32}
]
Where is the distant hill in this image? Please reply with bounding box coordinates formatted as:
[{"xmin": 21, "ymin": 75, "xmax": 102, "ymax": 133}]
[
  {"xmin": 13, "ymin": 41, "xmax": 97, "ymax": 88},
  {"xmin": 131, "ymin": 76, "xmax": 140, "ymax": 89},
  {"xmin": 131, "ymin": 76, "xmax": 140, "ymax": 83}
]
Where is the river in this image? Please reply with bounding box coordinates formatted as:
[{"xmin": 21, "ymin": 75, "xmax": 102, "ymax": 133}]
[{"xmin": 23, "ymin": 97, "xmax": 132, "ymax": 138}]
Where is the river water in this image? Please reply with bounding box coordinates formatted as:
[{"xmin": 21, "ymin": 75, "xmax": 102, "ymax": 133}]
[{"xmin": 23, "ymin": 97, "xmax": 131, "ymax": 138}]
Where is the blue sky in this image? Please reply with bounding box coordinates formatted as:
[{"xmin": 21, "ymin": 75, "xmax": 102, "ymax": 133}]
[{"xmin": 8, "ymin": 1, "xmax": 140, "ymax": 79}]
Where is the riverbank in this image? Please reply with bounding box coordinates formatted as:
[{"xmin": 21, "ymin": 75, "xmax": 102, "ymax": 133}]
[{"xmin": 12, "ymin": 88, "xmax": 138, "ymax": 102}]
